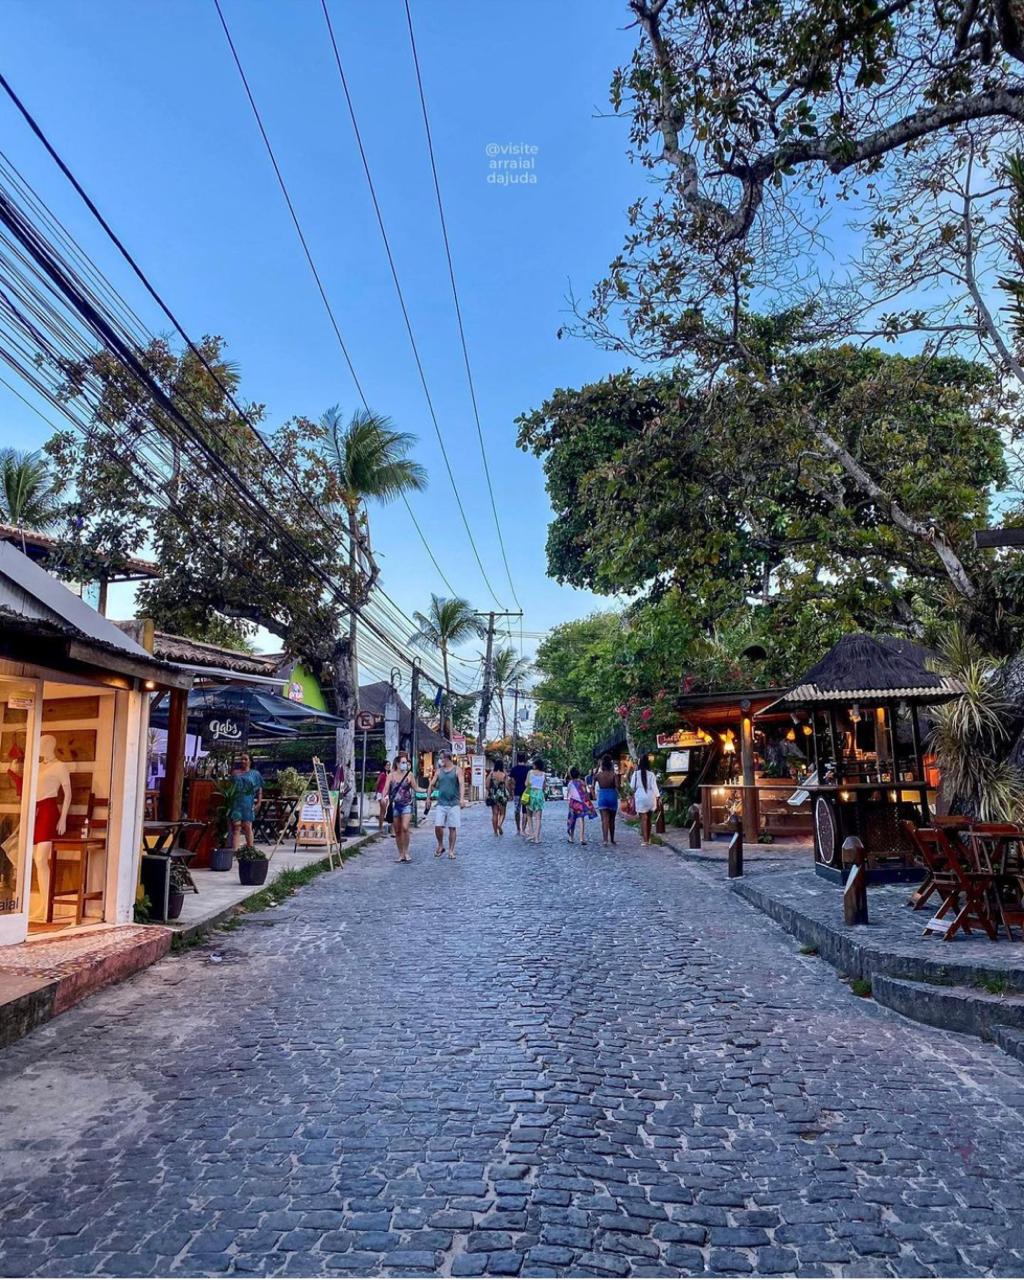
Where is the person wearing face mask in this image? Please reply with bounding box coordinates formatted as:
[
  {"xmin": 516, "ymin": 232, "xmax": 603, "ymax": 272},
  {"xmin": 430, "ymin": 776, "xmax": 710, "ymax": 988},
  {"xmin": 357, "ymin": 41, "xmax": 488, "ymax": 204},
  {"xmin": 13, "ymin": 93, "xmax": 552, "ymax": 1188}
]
[{"xmin": 386, "ymin": 754, "xmax": 416, "ymax": 863}]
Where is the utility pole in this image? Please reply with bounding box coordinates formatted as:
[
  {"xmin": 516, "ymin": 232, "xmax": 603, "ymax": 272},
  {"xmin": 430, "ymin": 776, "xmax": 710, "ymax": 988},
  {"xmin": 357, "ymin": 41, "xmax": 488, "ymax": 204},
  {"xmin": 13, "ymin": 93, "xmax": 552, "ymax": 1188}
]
[
  {"xmin": 410, "ymin": 663, "xmax": 421, "ymax": 827},
  {"xmin": 511, "ymin": 685, "xmax": 521, "ymax": 765},
  {"xmin": 474, "ymin": 611, "xmax": 522, "ymax": 799}
]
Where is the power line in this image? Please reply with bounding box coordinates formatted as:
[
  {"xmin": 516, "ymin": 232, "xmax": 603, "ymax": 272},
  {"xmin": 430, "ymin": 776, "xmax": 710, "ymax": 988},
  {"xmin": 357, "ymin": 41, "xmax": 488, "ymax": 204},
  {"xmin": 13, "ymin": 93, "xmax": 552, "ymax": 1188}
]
[
  {"xmin": 212, "ymin": 0, "xmax": 471, "ymax": 605},
  {"xmin": 317, "ymin": 0, "xmax": 504, "ymax": 608},
  {"xmin": 401, "ymin": 0, "xmax": 521, "ymax": 612}
]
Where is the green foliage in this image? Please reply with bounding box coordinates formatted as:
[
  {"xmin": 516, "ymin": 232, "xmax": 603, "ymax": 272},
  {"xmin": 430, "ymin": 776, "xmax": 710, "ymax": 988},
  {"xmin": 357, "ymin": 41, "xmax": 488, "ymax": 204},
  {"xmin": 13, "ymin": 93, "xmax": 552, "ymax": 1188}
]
[
  {"xmin": 234, "ymin": 843, "xmax": 268, "ymax": 862},
  {"xmin": 212, "ymin": 778, "xmax": 240, "ymax": 845},
  {"xmin": 518, "ymin": 348, "xmax": 1007, "ymax": 648},
  {"xmin": 928, "ymin": 628, "xmax": 1024, "ymax": 820},
  {"xmin": 44, "ymin": 336, "xmax": 354, "ymax": 679},
  {"xmin": 322, "ymin": 405, "xmax": 427, "ymax": 511},
  {"xmin": 0, "ymin": 448, "xmax": 61, "ymax": 538},
  {"xmin": 274, "ymin": 766, "xmax": 305, "ymax": 797}
]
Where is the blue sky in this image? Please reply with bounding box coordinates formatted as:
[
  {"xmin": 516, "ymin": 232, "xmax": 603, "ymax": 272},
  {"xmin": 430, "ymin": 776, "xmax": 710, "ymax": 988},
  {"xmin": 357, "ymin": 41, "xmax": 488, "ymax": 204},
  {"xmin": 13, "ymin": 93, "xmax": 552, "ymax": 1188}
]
[{"xmin": 0, "ymin": 0, "xmax": 642, "ymax": 683}]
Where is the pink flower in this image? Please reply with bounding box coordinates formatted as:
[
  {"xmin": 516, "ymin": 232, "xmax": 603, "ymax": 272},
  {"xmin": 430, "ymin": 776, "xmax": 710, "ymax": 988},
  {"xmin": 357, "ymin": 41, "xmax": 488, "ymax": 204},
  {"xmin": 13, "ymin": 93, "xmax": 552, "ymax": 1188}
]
[
  {"xmin": 615, "ymin": 704, "xmax": 628, "ymax": 719},
  {"xmin": 640, "ymin": 707, "xmax": 653, "ymax": 722}
]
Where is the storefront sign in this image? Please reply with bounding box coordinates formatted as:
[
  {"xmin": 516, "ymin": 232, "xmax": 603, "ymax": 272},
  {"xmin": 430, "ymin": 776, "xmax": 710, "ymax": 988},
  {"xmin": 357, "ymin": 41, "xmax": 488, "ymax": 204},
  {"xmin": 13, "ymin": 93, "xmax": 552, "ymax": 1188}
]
[
  {"xmin": 356, "ymin": 711, "xmax": 383, "ymax": 731},
  {"xmin": 208, "ymin": 717, "xmax": 243, "ymax": 741},
  {"xmin": 8, "ymin": 695, "xmax": 32, "ymax": 711},
  {"xmin": 656, "ymin": 729, "xmax": 705, "ymax": 749},
  {"xmin": 287, "ymin": 680, "xmax": 304, "ymax": 702},
  {"xmin": 471, "ymin": 754, "xmax": 485, "ymax": 788},
  {"xmin": 299, "ymin": 790, "xmax": 323, "ymax": 823},
  {"xmin": 451, "ymin": 733, "xmax": 467, "ymax": 757}
]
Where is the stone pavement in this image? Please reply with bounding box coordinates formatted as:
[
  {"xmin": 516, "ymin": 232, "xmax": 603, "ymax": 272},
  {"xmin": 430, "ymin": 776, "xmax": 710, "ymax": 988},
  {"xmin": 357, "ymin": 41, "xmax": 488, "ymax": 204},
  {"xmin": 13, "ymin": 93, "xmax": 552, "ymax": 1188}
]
[{"xmin": 2, "ymin": 808, "xmax": 1024, "ymax": 1278}]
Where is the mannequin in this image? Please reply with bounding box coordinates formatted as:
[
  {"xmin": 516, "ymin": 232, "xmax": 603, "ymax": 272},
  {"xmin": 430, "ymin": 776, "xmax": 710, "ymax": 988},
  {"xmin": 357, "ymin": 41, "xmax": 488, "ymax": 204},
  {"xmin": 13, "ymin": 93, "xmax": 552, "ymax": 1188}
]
[{"xmin": 29, "ymin": 735, "xmax": 71, "ymax": 923}]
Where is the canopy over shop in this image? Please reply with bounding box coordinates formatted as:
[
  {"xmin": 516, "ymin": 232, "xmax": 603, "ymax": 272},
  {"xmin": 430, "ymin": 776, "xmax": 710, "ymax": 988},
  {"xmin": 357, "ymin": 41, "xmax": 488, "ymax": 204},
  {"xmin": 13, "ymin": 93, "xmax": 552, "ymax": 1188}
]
[
  {"xmin": 760, "ymin": 633, "xmax": 963, "ymax": 882},
  {"xmin": 661, "ymin": 690, "xmax": 814, "ymax": 841},
  {"xmin": 356, "ymin": 681, "xmax": 449, "ymax": 780},
  {"xmin": 0, "ymin": 543, "xmax": 188, "ymax": 942}
]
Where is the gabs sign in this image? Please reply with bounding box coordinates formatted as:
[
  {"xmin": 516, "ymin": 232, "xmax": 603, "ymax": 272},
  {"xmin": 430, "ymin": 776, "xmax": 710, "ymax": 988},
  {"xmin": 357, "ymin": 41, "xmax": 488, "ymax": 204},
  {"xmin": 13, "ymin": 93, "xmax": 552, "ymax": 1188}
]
[{"xmin": 208, "ymin": 717, "xmax": 242, "ymax": 741}]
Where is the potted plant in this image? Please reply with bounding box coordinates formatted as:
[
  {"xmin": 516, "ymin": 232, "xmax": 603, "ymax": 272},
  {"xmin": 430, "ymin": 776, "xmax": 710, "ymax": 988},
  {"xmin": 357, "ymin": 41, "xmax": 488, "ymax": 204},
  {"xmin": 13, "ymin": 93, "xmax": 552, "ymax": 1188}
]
[
  {"xmin": 235, "ymin": 843, "xmax": 269, "ymax": 886},
  {"xmin": 209, "ymin": 778, "xmax": 239, "ymax": 871},
  {"xmin": 167, "ymin": 861, "xmax": 190, "ymax": 920}
]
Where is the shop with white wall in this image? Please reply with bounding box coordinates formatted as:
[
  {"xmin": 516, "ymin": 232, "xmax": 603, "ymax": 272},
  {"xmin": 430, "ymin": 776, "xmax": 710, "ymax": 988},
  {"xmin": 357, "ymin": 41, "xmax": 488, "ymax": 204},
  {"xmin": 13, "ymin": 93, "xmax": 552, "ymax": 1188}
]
[{"xmin": 0, "ymin": 544, "xmax": 188, "ymax": 946}]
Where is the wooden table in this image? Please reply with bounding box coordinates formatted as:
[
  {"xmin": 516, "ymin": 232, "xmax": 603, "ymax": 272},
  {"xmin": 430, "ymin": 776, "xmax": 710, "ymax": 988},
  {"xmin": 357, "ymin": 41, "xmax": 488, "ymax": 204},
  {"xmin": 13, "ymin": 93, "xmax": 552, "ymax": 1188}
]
[{"xmin": 969, "ymin": 826, "xmax": 1024, "ymax": 939}]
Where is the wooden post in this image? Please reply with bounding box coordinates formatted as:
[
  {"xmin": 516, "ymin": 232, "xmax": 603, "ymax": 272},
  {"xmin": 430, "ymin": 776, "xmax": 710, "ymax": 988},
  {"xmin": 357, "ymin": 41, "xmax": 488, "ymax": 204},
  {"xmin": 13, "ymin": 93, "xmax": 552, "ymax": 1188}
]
[
  {"xmin": 727, "ymin": 812, "xmax": 743, "ymax": 878},
  {"xmin": 160, "ymin": 686, "xmax": 189, "ymax": 822},
  {"xmin": 687, "ymin": 803, "xmax": 701, "ymax": 849},
  {"xmin": 740, "ymin": 706, "xmax": 757, "ymax": 840},
  {"xmin": 842, "ymin": 836, "xmax": 868, "ymax": 925}
]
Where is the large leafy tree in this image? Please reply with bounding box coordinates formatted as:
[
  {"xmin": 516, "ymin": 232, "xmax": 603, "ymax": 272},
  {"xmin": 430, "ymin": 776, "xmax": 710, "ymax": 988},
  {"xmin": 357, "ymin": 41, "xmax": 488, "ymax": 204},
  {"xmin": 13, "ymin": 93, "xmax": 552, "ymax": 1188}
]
[
  {"xmin": 409, "ymin": 595, "xmax": 484, "ymax": 736},
  {"xmin": 44, "ymin": 337, "xmax": 381, "ymax": 794},
  {"xmin": 518, "ymin": 344, "xmax": 1011, "ymax": 647},
  {"xmin": 589, "ymin": 0, "xmax": 1024, "ymax": 373}
]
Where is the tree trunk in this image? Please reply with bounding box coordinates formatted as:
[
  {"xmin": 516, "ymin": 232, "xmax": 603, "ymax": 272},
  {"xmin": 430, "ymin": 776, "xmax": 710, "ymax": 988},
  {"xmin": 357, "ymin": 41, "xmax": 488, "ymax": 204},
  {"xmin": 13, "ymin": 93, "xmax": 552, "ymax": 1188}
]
[
  {"xmin": 441, "ymin": 649, "xmax": 450, "ymax": 740},
  {"xmin": 333, "ymin": 635, "xmax": 356, "ymax": 814}
]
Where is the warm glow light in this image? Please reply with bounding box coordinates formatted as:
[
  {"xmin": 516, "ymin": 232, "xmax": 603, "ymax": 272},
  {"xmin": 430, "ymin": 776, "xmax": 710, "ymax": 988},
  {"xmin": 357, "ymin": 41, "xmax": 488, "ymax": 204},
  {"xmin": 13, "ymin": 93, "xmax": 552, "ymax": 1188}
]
[
  {"xmin": 786, "ymin": 729, "xmax": 796, "ymax": 741},
  {"xmin": 849, "ymin": 702, "xmax": 861, "ymax": 723},
  {"xmin": 144, "ymin": 680, "xmax": 156, "ymax": 690},
  {"xmin": 722, "ymin": 740, "xmax": 736, "ymax": 754},
  {"xmin": 840, "ymin": 790, "xmax": 851, "ymax": 802},
  {"xmin": 802, "ymin": 725, "xmax": 813, "ymax": 735}
]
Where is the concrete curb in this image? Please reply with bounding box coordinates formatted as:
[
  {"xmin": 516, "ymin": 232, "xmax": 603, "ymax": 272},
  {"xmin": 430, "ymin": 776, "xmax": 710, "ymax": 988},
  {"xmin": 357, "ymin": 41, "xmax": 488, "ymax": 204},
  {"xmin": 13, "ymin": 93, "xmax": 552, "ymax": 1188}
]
[
  {"xmin": 729, "ymin": 875, "xmax": 1024, "ymax": 992},
  {"xmin": 872, "ymin": 975, "xmax": 1024, "ymax": 1040}
]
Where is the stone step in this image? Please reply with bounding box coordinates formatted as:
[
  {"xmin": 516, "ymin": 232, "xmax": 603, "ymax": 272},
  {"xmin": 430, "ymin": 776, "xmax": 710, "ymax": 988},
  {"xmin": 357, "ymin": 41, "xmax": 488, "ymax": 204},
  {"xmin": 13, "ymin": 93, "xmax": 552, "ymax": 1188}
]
[
  {"xmin": 872, "ymin": 973, "xmax": 1024, "ymax": 1041},
  {"xmin": 993, "ymin": 1024, "xmax": 1024, "ymax": 1065}
]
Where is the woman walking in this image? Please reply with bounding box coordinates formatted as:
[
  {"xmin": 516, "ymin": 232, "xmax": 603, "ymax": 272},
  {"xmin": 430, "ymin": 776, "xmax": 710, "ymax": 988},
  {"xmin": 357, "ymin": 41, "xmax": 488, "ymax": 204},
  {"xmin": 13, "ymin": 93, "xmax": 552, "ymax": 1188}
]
[
  {"xmin": 631, "ymin": 752, "xmax": 661, "ymax": 847},
  {"xmin": 486, "ymin": 757, "xmax": 510, "ymax": 836},
  {"xmin": 594, "ymin": 754, "xmax": 620, "ymax": 846},
  {"xmin": 386, "ymin": 753, "xmax": 416, "ymax": 863},
  {"xmin": 566, "ymin": 766, "xmax": 593, "ymax": 845},
  {"xmin": 523, "ymin": 757, "xmax": 547, "ymax": 844}
]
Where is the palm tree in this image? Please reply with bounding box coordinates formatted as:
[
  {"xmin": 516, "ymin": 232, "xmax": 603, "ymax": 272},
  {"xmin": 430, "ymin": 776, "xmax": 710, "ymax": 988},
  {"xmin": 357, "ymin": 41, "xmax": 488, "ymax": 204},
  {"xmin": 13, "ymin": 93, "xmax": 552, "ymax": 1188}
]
[
  {"xmin": 0, "ymin": 449, "xmax": 61, "ymax": 551},
  {"xmin": 491, "ymin": 646, "xmax": 532, "ymax": 739},
  {"xmin": 322, "ymin": 406, "xmax": 426, "ymax": 797},
  {"xmin": 409, "ymin": 595, "xmax": 483, "ymax": 735}
]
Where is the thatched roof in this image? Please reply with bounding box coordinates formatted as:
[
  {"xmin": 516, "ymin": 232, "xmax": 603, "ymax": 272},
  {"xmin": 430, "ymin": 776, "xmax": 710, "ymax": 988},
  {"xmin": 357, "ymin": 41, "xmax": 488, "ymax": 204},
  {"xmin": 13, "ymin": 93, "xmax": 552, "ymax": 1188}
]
[
  {"xmin": 775, "ymin": 633, "xmax": 963, "ymax": 707},
  {"xmin": 358, "ymin": 681, "xmax": 449, "ymax": 753}
]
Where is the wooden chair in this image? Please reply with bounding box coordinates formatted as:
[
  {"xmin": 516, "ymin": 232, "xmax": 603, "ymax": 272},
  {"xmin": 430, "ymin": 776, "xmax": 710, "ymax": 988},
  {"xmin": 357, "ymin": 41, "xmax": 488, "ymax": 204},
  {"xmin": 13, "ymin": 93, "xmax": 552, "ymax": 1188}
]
[
  {"xmin": 919, "ymin": 826, "xmax": 998, "ymax": 942},
  {"xmin": 47, "ymin": 793, "xmax": 107, "ymax": 926},
  {"xmin": 901, "ymin": 821, "xmax": 957, "ymax": 911},
  {"xmin": 969, "ymin": 823, "xmax": 1024, "ymax": 939}
]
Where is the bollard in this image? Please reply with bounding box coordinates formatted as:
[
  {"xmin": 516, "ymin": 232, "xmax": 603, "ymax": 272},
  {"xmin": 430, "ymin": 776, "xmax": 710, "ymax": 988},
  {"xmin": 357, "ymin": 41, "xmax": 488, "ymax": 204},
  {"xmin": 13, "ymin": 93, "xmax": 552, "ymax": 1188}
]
[
  {"xmin": 842, "ymin": 836, "xmax": 868, "ymax": 925},
  {"xmin": 727, "ymin": 813, "xmax": 743, "ymax": 878},
  {"xmin": 687, "ymin": 803, "xmax": 702, "ymax": 850}
]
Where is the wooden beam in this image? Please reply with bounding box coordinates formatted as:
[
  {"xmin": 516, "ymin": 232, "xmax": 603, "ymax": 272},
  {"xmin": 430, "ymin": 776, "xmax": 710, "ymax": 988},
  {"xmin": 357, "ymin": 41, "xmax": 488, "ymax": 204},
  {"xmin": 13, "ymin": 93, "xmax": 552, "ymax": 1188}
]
[
  {"xmin": 160, "ymin": 686, "xmax": 189, "ymax": 821},
  {"xmin": 975, "ymin": 527, "xmax": 1024, "ymax": 549}
]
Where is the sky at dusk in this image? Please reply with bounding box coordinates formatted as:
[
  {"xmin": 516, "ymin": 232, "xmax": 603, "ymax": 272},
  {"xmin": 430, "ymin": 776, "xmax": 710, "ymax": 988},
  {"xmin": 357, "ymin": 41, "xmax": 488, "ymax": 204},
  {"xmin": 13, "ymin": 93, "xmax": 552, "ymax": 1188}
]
[{"xmin": 0, "ymin": 0, "xmax": 645, "ymax": 685}]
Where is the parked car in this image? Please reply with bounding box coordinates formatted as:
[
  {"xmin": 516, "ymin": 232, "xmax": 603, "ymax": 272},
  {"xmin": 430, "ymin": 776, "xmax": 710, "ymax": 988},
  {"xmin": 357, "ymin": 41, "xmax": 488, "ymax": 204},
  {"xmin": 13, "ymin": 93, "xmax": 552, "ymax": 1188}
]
[{"xmin": 545, "ymin": 777, "xmax": 565, "ymax": 800}]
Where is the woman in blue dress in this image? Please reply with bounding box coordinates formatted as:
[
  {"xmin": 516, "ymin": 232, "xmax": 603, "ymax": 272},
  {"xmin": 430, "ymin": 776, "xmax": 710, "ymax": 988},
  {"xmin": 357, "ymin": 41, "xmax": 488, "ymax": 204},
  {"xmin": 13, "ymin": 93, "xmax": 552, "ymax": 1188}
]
[{"xmin": 230, "ymin": 753, "xmax": 263, "ymax": 849}]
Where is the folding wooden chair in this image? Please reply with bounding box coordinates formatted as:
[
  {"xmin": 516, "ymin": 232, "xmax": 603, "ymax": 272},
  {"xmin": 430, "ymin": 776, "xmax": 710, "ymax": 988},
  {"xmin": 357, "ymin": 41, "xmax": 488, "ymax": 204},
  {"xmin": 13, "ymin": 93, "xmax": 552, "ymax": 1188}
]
[
  {"xmin": 969, "ymin": 823, "xmax": 1024, "ymax": 940},
  {"xmin": 901, "ymin": 821, "xmax": 956, "ymax": 912},
  {"xmin": 920, "ymin": 826, "xmax": 998, "ymax": 942}
]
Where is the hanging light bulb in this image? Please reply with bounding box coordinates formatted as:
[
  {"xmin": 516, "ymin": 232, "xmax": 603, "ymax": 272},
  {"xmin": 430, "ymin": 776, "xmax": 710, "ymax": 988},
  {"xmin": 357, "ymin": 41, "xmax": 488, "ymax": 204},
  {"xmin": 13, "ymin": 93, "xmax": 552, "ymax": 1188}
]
[
  {"xmin": 850, "ymin": 702, "xmax": 862, "ymax": 723},
  {"xmin": 802, "ymin": 724, "xmax": 813, "ymax": 735},
  {"xmin": 786, "ymin": 728, "xmax": 796, "ymax": 742}
]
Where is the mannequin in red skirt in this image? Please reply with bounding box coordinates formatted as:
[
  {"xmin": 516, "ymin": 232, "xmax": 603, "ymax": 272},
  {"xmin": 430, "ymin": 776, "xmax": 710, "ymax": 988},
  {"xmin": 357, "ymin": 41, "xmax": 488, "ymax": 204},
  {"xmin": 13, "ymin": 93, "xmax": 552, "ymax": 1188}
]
[{"xmin": 29, "ymin": 735, "xmax": 71, "ymax": 922}]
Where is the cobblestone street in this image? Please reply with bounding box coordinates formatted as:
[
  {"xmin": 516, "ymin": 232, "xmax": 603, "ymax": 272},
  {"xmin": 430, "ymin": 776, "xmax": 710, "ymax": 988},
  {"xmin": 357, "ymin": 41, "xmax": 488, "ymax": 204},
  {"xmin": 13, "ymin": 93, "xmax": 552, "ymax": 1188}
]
[{"xmin": 2, "ymin": 805, "xmax": 1024, "ymax": 1278}]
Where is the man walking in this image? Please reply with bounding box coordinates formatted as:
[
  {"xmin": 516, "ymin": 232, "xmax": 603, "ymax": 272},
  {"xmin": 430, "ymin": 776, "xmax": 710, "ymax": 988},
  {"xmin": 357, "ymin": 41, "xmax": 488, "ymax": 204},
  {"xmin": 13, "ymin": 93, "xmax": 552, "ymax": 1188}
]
[
  {"xmin": 509, "ymin": 751, "xmax": 530, "ymax": 837},
  {"xmin": 426, "ymin": 750, "xmax": 464, "ymax": 859}
]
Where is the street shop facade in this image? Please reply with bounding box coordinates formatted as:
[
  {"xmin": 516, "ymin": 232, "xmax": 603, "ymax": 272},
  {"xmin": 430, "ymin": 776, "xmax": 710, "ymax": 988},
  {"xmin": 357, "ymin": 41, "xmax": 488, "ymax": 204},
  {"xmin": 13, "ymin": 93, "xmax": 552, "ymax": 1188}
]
[{"xmin": 0, "ymin": 543, "xmax": 187, "ymax": 945}]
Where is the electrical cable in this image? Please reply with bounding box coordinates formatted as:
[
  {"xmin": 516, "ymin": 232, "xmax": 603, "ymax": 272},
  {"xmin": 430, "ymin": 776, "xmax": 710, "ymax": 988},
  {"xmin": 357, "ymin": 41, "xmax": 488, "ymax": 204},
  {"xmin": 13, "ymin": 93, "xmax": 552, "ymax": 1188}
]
[
  {"xmin": 400, "ymin": 0, "xmax": 521, "ymax": 612},
  {"xmin": 317, "ymin": 0, "xmax": 504, "ymax": 607}
]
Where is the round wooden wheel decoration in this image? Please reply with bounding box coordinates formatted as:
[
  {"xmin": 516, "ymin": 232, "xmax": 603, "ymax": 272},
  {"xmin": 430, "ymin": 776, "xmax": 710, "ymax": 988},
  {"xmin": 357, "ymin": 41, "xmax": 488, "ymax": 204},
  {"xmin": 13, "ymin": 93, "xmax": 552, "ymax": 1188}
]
[{"xmin": 815, "ymin": 795, "xmax": 840, "ymax": 867}]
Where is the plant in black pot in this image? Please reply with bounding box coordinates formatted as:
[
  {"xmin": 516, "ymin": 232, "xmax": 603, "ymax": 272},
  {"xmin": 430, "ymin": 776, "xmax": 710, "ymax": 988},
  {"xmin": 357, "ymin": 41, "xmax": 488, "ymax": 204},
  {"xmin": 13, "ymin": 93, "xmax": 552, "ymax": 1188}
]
[
  {"xmin": 236, "ymin": 843, "xmax": 269, "ymax": 886},
  {"xmin": 167, "ymin": 861, "xmax": 190, "ymax": 921},
  {"xmin": 209, "ymin": 778, "xmax": 239, "ymax": 871}
]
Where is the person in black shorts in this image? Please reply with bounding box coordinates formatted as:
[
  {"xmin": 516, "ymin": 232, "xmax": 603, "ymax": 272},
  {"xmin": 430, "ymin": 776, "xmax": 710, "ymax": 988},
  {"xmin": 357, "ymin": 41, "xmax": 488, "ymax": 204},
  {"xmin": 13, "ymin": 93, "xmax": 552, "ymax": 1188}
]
[{"xmin": 509, "ymin": 752, "xmax": 531, "ymax": 836}]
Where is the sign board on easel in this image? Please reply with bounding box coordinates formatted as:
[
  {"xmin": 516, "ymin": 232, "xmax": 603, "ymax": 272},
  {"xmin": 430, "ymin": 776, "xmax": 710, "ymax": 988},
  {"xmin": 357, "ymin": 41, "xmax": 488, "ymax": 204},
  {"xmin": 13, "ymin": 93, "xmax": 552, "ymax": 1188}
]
[{"xmin": 287, "ymin": 755, "xmax": 340, "ymax": 867}]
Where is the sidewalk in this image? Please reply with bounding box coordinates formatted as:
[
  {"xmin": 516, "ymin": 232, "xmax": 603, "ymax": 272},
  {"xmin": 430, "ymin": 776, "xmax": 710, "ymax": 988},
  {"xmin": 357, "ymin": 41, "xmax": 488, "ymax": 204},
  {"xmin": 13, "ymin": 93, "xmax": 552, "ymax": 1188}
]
[
  {"xmin": 0, "ymin": 829, "xmax": 379, "ymax": 1051},
  {"xmin": 169, "ymin": 830, "xmax": 377, "ymax": 941}
]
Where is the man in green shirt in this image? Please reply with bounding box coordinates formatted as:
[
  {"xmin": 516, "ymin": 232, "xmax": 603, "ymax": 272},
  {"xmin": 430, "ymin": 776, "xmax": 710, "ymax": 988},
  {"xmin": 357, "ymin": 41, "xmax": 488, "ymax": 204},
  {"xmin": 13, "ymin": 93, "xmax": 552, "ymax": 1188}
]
[{"xmin": 425, "ymin": 750, "xmax": 465, "ymax": 859}]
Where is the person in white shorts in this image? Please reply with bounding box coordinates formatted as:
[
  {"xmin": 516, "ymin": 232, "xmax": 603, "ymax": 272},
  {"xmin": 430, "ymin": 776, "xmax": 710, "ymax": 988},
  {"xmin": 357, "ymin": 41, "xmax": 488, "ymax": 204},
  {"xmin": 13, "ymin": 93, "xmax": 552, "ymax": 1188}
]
[{"xmin": 425, "ymin": 751, "xmax": 465, "ymax": 858}]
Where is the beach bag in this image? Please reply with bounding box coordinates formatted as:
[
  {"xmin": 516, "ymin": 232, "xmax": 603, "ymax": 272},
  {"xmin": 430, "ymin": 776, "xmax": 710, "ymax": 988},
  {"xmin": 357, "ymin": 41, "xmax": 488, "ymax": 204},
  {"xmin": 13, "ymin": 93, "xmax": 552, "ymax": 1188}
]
[{"xmin": 385, "ymin": 769, "xmax": 412, "ymax": 825}]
